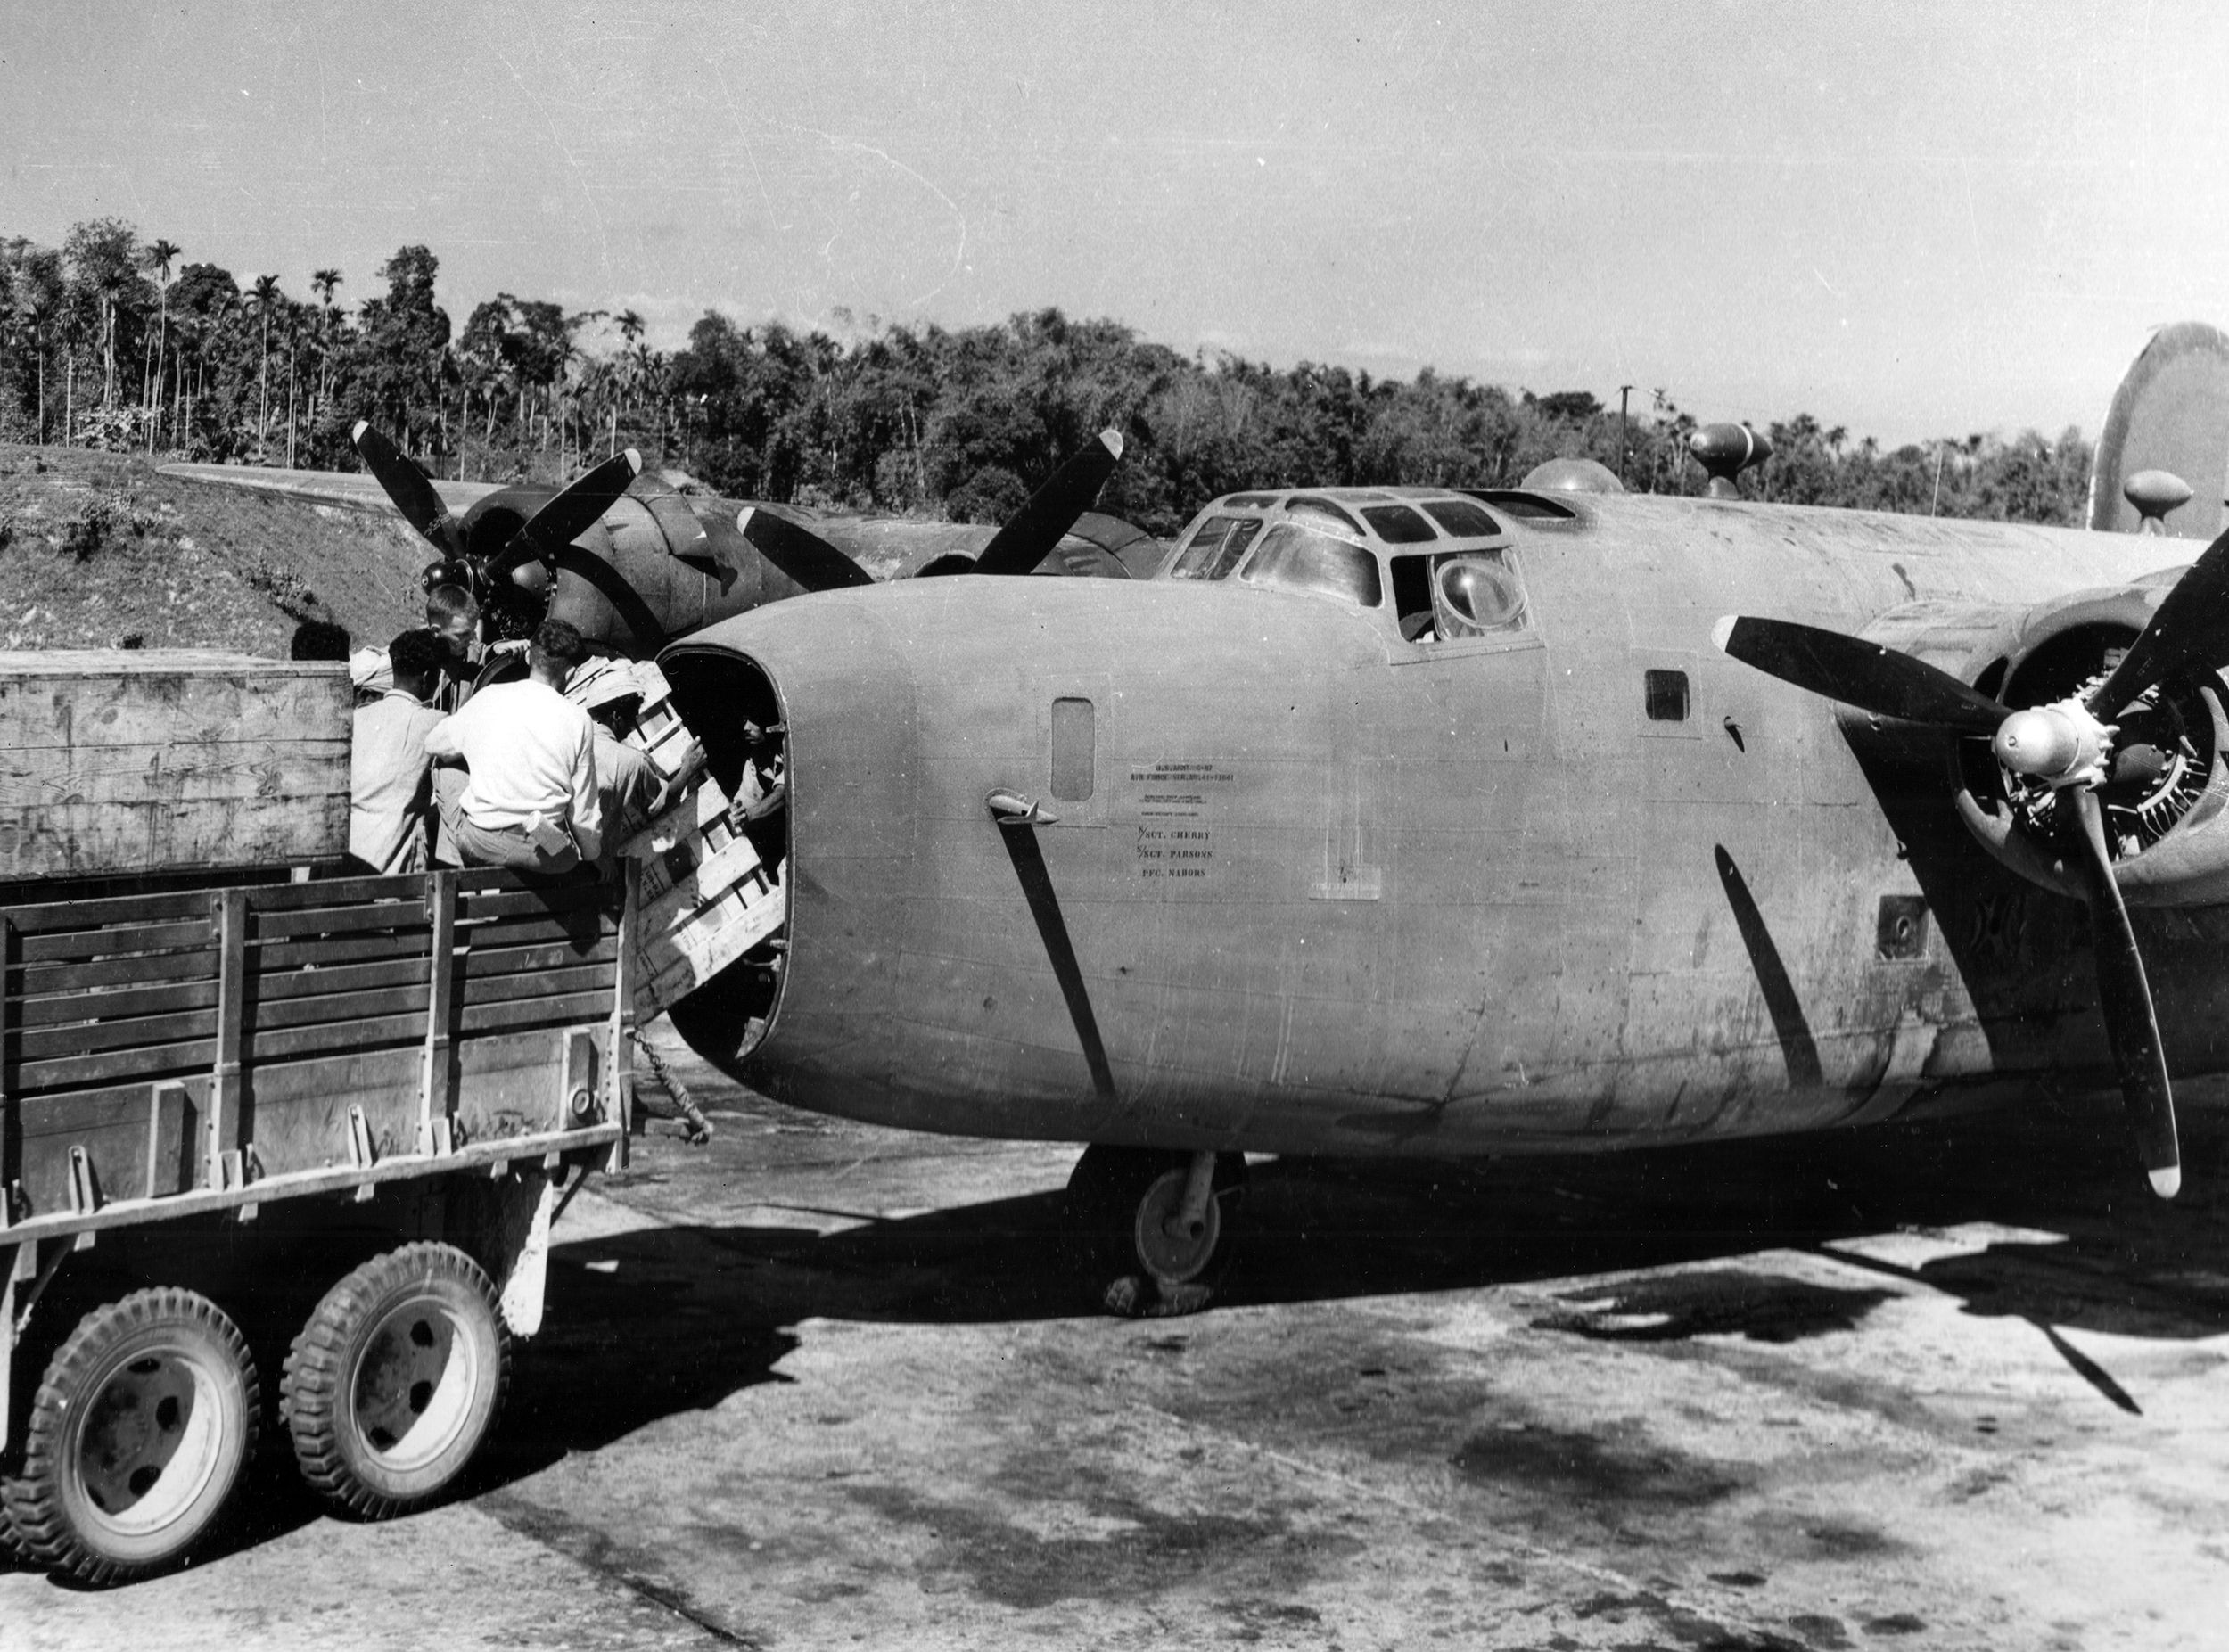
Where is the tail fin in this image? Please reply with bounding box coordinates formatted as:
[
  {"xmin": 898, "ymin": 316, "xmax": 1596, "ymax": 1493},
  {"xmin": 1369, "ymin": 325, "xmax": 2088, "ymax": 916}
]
[{"xmin": 2090, "ymin": 321, "xmax": 2229, "ymax": 538}]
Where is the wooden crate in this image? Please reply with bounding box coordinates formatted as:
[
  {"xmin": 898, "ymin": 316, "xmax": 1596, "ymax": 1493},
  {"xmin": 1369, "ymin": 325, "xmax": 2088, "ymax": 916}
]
[
  {"xmin": 625, "ymin": 662, "xmax": 705, "ymax": 787},
  {"xmin": 0, "ymin": 652, "xmax": 350, "ymax": 880},
  {"xmin": 621, "ymin": 771, "xmax": 784, "ymax": 1017}
]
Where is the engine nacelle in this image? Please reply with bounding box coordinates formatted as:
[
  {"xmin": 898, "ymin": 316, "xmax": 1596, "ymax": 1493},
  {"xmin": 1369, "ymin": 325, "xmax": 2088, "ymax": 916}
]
[{"xmin": 1853, "ymin": 587, "xmax": 2229, "ymax": 907}]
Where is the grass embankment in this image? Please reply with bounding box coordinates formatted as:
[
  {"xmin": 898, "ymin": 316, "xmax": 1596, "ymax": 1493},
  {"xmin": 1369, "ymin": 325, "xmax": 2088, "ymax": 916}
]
[{"xmin": 0, "ymin": 445, "xmax": 428, "ymax": 655}]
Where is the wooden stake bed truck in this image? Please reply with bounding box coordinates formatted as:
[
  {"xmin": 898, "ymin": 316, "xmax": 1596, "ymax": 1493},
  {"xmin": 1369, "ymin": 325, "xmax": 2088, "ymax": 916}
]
[{"xmin": 0, "ymin": 655, "xmax": 637, "ymax": 1582}]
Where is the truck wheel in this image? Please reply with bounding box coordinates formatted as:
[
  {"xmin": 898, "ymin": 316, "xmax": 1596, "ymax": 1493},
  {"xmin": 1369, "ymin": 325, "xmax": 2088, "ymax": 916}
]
[
  {"xmin": 281, "ymin": 1242, "xmax": 509, "ymax": 1519},
  {"xmin": 0, "ymin": 1288, "xmax": 259, "ymax": 1583},
  {"xmin": 1067, "ymin": 1147, "xmax": 1248, "ymax": 1318}
]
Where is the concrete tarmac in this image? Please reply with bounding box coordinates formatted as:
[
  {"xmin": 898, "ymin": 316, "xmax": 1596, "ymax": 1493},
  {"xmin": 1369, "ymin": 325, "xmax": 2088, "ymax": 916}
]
[{"xmin": 5, "ymin": 1042, "xmax": 2228, "ymax": 1650}]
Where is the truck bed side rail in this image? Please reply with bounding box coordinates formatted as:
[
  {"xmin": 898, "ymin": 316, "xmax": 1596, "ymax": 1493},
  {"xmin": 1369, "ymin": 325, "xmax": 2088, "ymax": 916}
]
[{"xmin": 0, "ymin": 867, "xmax": 632, "ymax": 1245}]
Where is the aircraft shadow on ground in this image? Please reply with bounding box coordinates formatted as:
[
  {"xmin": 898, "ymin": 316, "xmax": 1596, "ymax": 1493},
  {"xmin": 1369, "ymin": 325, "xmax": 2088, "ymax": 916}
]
[{"xmin": 473, "ymin": 1094, "xmax": 2229, "ymax": 1482}]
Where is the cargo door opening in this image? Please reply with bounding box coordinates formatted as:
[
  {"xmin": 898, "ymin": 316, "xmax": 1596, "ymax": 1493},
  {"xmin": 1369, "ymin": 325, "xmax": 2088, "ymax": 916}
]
[{"xmin": 639, "ymin": 647, "xmax": 790, "ymax": 1077}]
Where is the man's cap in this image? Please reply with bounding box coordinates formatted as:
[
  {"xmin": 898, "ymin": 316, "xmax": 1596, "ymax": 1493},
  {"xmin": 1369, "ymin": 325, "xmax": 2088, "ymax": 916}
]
[
  {"xmin": 348, "ymin": 646, "xmax": 394, "ymax": 694},
  {"xmin": 567, "ymin": 656, "xmax": 641, "ymax": 711}
]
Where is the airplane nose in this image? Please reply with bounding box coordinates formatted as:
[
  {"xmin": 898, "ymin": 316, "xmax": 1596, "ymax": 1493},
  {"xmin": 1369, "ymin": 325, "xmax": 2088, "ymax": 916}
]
[{"xmin": 656, "ymin": 600, "xmax": 922, "ymax": 1083}]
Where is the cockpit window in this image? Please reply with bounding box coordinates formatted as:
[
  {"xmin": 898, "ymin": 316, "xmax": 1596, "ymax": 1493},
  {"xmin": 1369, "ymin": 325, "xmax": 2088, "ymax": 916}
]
[
  {"xmin": 1169, "ymin": 515, "xmax": 1263, "ymax": 580},
  {"xmin": 1238, "ymin": 522, "xmax": 1385, "ymax": 608},
  {"xmin": 1421, "ymin": 498, "xmax": 1504, "ymax": 538},
  {"xmin": 1284, "ymin": 497, "xmax": 1366, "ymax": 538},
  {"xmin": 1221, "ymin": 493, "xmax": 1279, "ymax": 508},
  {"xmin": 1391, "ymin": 547, "xmax": 1530, "ymax": 642},
  {"xmin": 1361, "ymin": 504, "xmax": 1437, "ymax": 544}
]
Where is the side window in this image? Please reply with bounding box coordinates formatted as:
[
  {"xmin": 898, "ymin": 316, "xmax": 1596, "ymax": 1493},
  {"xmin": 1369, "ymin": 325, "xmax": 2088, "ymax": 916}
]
[
  {"xmin": 1644, "ymin": 670, "xmax": 1689, "ymax": 722},
  {"xmin": 1050, "ymin": 697, "xmax": 1096, "ymax": 801},
  {"xmin": 1238, "ymin": 523, "xmax": 1384, "ymax": 608},
  {"xmin": 1169, "ymin": 515, "xmax": 1261, "ymax": 580},
  {"xmin": 1390, "ymin": 548, "xmax": 1531, "ymax": 642}
]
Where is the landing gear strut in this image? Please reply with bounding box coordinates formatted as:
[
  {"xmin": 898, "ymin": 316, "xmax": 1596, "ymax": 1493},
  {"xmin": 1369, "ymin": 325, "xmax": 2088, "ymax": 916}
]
[{"xmin": 1066, "ymin": 1146, "xmax": 1248, "ymax": 1318}]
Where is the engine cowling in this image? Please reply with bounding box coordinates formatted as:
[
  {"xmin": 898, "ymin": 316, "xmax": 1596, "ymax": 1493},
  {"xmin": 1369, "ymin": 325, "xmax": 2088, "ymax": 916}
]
[{"xmin": 1855, "ymin": 585, "xmax": 2229, "ymax": 906}]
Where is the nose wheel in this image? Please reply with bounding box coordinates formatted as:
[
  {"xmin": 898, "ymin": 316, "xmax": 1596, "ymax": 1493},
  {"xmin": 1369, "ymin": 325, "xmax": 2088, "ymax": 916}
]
[{"xmin": 1066, "ymin": 1146, "xmax": 1248, "ymax": 1317}]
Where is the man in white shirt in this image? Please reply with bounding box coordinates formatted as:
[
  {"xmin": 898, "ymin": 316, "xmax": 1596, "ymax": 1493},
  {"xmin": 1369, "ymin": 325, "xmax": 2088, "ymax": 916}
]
[
  {"xmin": 346, "ymin": 629, "xmax": 448, "ymax": 875},
  {"xmin": 426, "ymin": 620, "xmax": 601, "ymax": 873}
]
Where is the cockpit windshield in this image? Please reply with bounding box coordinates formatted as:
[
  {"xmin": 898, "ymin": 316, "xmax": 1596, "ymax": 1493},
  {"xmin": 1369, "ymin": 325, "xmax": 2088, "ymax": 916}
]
[
  {"xmin": 1238, "ymin": 522, "xmax": 1384, "ymax": 609},
  {"xmin": 1168, "ymin": 515, "xmax": 1263, "ymax": 580}
]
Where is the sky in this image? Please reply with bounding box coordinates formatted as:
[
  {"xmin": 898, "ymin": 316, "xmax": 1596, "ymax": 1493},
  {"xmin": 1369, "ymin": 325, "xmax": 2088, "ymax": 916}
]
[{"xmin": 5, "ymin": 0, "xmax": 2229, "ymax": 446}]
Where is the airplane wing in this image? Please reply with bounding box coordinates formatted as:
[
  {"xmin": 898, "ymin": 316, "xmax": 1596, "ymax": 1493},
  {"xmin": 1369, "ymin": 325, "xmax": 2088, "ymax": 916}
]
[{"xmin": 158, "ymin": 463, "xmax": 503, "ymax": 520}]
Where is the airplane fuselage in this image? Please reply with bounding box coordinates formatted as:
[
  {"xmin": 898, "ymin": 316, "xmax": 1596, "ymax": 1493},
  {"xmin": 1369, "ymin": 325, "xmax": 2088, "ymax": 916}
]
[{"xmin": 660, "ymin": 487, "xmax": 2229, "ymax": 1162}]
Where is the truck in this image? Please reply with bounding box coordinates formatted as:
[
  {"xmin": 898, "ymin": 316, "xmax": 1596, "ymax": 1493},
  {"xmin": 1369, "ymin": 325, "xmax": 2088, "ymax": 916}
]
[{"xmin": 0, "ymin": 653, "xmax": 662, "ymax": 1582}]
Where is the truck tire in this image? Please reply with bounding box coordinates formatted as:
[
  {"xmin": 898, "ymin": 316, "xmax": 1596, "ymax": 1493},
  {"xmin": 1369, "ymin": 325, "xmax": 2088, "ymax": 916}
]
[
  {"xmin": 0, "ymin": 1288, "xmax": 259, "ymax": 1583},
  {"xmin": 281, "ymin": 1241, "xmax": 509, "ymax": 1519}
]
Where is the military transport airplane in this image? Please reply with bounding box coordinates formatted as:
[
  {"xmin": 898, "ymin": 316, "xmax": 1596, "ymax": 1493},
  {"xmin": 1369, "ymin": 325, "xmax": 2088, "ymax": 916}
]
[
  {"xmin": 633, "ymin": 324, "xmax": 2229, "ymax": 1315},
  {"xmin": 161, "ymin": 424, "xmax": 1152, "ymax": 657}
]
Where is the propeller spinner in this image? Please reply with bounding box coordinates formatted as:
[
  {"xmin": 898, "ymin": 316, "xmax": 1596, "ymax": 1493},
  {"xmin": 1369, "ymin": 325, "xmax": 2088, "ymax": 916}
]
[{"xmin": 1713, "ymin": 523, "xmax": 2229, "ymax": 1199}]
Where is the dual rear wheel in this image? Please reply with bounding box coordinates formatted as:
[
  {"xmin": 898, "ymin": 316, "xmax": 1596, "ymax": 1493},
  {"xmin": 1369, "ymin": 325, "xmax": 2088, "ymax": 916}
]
[
  {"xmin": 2, "ymin": 1241, "xmax": 509, "ymax": 1582},
  {"xmin": 2, "ymin": 1288, "xmax": 259, "ymax": 1585},
  {"xmin": 281, "ymin": 1242, "xmax": 511, "ymax": 1520}
]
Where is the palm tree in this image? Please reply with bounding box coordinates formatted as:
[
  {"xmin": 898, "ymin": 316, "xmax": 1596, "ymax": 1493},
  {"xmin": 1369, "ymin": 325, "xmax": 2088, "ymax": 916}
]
[
  {"xmin": 615, "ymin": 308, "xmax": 646, "ymax": 429},
  {"xmin": 143, "ymin": 237, "xmax": 181, "ymax": 449},
  {"xmin": 27, "ymin": 294, "xmax": 53, "ymax": 444},
  {"xmin": 95, "ymin": 264, "xmax": 132, "ymax": 413},
  {"xmin": 309, "ymin": 268, "xmax": 341, "ymax": 418},
  {"xmin": 249, "ymin": 274, "xmax": 282, "ymax": 456}
]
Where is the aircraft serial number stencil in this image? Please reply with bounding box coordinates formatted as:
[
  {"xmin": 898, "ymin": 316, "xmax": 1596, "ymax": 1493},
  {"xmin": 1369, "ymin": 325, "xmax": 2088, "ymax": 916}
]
[{"xmin": 1131, "ymin": 760, "xmax": 1231, "ymax": 882}]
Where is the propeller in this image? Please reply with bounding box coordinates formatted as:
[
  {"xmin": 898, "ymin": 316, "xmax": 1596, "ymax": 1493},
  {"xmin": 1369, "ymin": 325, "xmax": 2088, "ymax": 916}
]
[
  {"xmin": 350, "ymin": 423, "xmax": 641, "ymax": 605},
  {"xmin": 481, "ymin": 448, "xmax": 642, "ymax": 588},
  {"xmin": 974, "ymin": 429, "xmax": 1124, "ymax": 577},
  {"xmin": 1713, "ymin": 522, "xmax": 2229, "ymax": 1199},
  {"xmin": 736, "ymin": 429, "xmax": 1128, "ymax": 594},
  {"xmin": 351, "ymin": 420, "xmax": 462, "ymax": 560},
  {"xmin": 2067, "ymin": 786, "xmax": 2180, "ymax": 1196}
]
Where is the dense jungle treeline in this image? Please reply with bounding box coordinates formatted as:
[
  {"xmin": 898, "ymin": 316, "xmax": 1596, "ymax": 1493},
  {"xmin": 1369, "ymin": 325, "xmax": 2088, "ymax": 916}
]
[{"xmin": 0, "ymin": 218, "xmax": 2094, "ymax": 535}]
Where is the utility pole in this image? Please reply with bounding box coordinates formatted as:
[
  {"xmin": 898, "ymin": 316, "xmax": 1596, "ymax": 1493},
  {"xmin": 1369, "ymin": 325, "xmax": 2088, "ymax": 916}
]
[{"xmin": 1617, "ymin": 385, "xmax": 1633, "ymax": 487}]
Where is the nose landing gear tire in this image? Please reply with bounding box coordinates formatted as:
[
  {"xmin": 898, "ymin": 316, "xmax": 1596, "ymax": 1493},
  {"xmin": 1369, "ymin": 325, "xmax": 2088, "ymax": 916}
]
[
  {"xmin": 280, "ymin": 1242, "xmax": 510, "ymax": 1520},
  {"xmin": 1066, "ymin": 1146, "xmax": 1248, "ymax": 1318},
  {"xmin": 0, "ymin": 1287, "xmax": 260, "ymax": 1584}
]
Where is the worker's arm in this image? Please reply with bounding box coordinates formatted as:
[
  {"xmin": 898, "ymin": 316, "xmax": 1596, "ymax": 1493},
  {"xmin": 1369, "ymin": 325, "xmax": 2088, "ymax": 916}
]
[
  {"xmin": 423, "ymin": 701, "xmax": 471, "ymax": 760},
  {"xmin": 571, "ymin": 730, "xmax": 603, "ymax": 860}
]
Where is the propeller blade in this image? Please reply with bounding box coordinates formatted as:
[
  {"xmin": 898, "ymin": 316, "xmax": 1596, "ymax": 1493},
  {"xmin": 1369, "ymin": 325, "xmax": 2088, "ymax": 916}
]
[
  {"xmin": 486, "ymin": 449, "xmax": 642, "ymax": 580},
  {"xmin": 2085, "ymin": 522, "xmax": 2229, "ymax": 718},
  {"xmin": 1712, "ymin": 615, "xmax": 2014, "ymax": 735},
  {"xmin": 2068, "ymin": 787, "xmax": 2182, "ymax": 1197},
  {"xmin": 351, "ymin": 421, "xmax": 461, "ymax": 559},
  {"xmin": 737, "ymin": 507, "xmax": 875, "ymax": 593},
  {"xmin": 973, "ymin": 429, "xmax": 1125, "ymax": 578}
]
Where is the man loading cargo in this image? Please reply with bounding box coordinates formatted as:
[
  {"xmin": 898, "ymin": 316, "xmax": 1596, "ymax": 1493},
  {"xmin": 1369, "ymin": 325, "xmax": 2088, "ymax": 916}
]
[
  {"xmin": 345, "ymin": 628, "xmax": 449, "ymax": 875},
  {"xmin": 566, "ymin": 658, "xmax": 668, "ymax": 864},
  {"xmin": 348, "ymin": 582, "xmax": 481, "ymax": 712},
  {"xmin": 424, "ymin": 582, "xmax": 481, "ymax": 701},
  {"xmin": 426, "ymin": 619, "xmax": 600, "ymax": 873}
]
